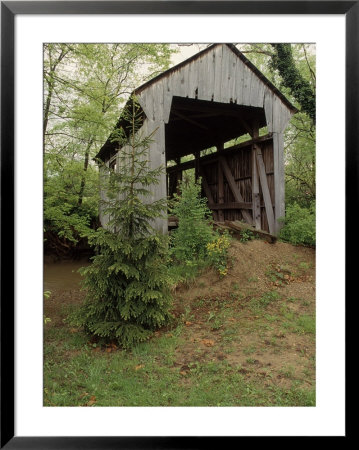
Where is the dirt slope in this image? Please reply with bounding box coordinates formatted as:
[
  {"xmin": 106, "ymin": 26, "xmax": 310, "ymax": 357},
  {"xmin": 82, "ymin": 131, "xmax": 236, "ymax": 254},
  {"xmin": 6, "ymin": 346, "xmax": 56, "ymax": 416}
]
[{"xmin": 170, "ymin": 239, "xmax": 315, "ymax": 392}]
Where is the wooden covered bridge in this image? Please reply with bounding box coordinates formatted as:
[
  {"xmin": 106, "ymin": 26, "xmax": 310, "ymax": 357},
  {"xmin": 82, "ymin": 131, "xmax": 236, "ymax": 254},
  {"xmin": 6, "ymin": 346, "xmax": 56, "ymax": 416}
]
[{"xmin": 97, "ymin": 44, "xmax": 297, "ymax": 235}]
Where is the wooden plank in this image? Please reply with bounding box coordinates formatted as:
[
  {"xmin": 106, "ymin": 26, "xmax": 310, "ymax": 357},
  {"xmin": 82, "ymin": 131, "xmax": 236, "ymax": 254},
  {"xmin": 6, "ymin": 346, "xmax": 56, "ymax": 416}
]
[
  {"xmin": 234, "ymin": 59, "xmax": 245, "ymax": 105},
  {"xmin": 213, "ymin": 45, "xmax": 223, "ymax": 102},
  {"xmin": 145, "ymin": 88, "xmax": 155, "ymax": 122},
  {"xmin": 209, "ymin": 201, "xmax": 252, "ymax": 210},
  {"xmin": 242, "ymin": 66, "xmax": 252, "ymax": 106},
  {"xmin": 167, "ymin": 159, "xmax": 195, "ymax": 173},
  {"xmin": 237, "ymin": 116, "xmax": 253, "ymax": 136},
  {"xmin": 252, "ymin": 145, "xmax": 261, "ymax": 229},
  {"xmin": 224, "ymin": 220, "xmax": 277, "ymax": 243},
  {"xmin": 172, "ymin": 110, "xmax": 208, "ymax": 130},
  {"xmin": 249, "ymin": 75, "xmax": 262, "ymax": 108},
  {"xmin": 221, "ymin": 44, "xmax": 231, "ymax": 103},
  {"xmin": 169, "ymin": 69, "xmax": 181, "ymax": 97},
  {"xmin": 197, "ymin": 54, "xmax": 208, "ymax": 100},
  {"xmin": 199, "ymin": 167, "xmax": 218, "ymax": 221},
  {"xmin": 155, "ymin": 80, "xmax": 164, "ymax": 122},
  {"xmin": 188, "ymin": 61, "xmax": 199, "ymax": 100},
  {"xmin": 200, "ymin": 170, "xmax": 215, "ymax": 204},
  {"xmin": 162, "ymin": 76, "xmax": 172, "ymax": 124},
  {"xmin": 194, "ymin": 151, "xmax": 200, "ymax": 181},
  {"xmin": 219, "ymin": 156, "xmax": 253, "ymax": 224},
  {"xmin": 254, "ymin": 144, "xmax": 275, "ymax": 234},
  {"xmin": 264, "ymin": 89, "xmax": 273, "ymax": 132},
  {"xmin": 273, "ymin": 132, "xmax": 285, "ymax": 233},
  {"xmin": 217, "ymin": 160, "xmax": 225, "ymax": 222}
]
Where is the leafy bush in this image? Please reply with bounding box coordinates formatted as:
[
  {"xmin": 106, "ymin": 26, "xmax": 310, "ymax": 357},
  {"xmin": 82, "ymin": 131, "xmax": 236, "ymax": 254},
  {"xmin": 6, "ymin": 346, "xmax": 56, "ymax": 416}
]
[
  {"xmin": 240, "ymin": 229, "xmax": 255, "ymax": 243},
  {"xmin": 206, "ymin": 232, "xmax": 231, "ymax": 277},
  {"xmin": 170, "ymin": 179, "xmax": 231, "ymax": 279},
  {"xmin": 170, "ymin": 179, "xmax": 214, "ymax": 263},
  {"xmin": 279, "ymin": 202, "xmax": 315, "ymax": 246}
]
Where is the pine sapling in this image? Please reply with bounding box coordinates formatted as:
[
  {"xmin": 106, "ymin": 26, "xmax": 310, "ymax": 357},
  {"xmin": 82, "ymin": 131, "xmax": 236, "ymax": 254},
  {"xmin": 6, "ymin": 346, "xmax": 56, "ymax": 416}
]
[{"xmin": 72, "ymin": 97, "xmax": 172, "ymax": 348}]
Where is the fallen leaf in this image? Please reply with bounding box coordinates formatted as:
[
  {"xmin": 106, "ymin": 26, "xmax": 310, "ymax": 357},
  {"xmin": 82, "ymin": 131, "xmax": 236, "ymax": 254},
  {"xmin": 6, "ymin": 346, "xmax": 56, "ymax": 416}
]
[
  {"xmin": 86, "ymin": 395, "xmax": 96, "ymax": 406},
  {"xmin": 185, "ymin": 321, "xmax": 192, "ymax": 326},
  {"xmin": 135, "ymin": 364, "xmax": 144, "ymax": 370},
  {"xmin": 202, "ymin": 339, "xmax": 215, "ymax": 347}
]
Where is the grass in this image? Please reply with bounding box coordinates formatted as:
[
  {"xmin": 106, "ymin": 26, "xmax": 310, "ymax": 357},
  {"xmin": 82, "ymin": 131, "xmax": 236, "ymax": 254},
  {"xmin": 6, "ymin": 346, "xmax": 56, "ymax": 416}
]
[
  {"xmin": 44, "ymin": 290, "xmax": 315, "ymax": 407},
  {"xmin": 44, "ymin": 240, "xmax": 316, "ymax": 407}
]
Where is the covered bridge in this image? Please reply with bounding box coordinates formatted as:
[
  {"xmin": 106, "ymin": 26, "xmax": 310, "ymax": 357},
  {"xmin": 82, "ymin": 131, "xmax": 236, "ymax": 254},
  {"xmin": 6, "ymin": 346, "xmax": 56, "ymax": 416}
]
[{"xmin": 96, "ymin": 43, "xmax": 297, "ymax": 235}]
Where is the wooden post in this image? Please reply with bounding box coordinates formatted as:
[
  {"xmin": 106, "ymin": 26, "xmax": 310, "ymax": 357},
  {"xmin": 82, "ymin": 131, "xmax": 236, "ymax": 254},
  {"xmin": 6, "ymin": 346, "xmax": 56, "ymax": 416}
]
[
  {"xmin": 200, "ymin": 167, "xmax": 218, "ymax": 221},
  {"xmin": 219, "ymin": 156, "xmax": 253, "ymax": 225},
  {"xmin": 273, "ymin": 132, "xmax": 285, "ymax": 234},
  {"xmin": 217, "ymin": 143, "xmax": 224, "ymax": 222},
  {"xmin": 251, "ymin": 122, "xmax": 261, "ymax": 229},
  {"xmin": 254, "ymin": 145, "xmax": 275, "ymax": 235},
  {"xmin": 194, "ymin": 151, "xmax": 200, "ymax": 181},
  {"xmin": 218, "ymin": 163, "xmax": 224, "ymax": 222}
]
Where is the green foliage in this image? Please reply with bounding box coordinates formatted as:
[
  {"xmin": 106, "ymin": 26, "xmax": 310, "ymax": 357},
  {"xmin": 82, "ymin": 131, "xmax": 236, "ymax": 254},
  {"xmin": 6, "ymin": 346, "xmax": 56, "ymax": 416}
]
[
  {"xmin": 270, "ymin": 44, "xmax": 316, "ymax": 124},
  {"xmin": 206, "ymin": 232, "xmax": 231, "ymax": 277},
  {"xmin": 43, "ymin": 44, "xmax": 175, "ymax": 254},
  {"xmin": 71, "ymin": 99, "xmax": 172, "ymax": 348},
  {"xmin": 44, "ymin": 159, "xmax": 99, "ymax": 246},
  {"xmin": 169, "ymin": 179, "xmax": 232, "ymax": 279},
  {"xmin": 170, "ymin": 179, "xmax": 214, "ymax": 263},
  {"xmin": 239, "ymin": 44, "xmax": 316, "ymax": 209},
  {"xmin": 279, "ymin": 202, "xmax": 316, "ymax": 246},
  {"xmin": 240, "ymin": 229, "xmax": 255, "ymax": 243},
  {"xmin": 285, "ymin": 113, "xmax": 315, "ymax": 207}
]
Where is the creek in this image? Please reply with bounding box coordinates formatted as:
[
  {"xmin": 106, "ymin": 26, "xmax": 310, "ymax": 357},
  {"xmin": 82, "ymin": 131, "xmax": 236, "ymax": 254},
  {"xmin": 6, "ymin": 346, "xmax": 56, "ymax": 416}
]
[{"xmin": 44, "ymin": 259, "xmax": 90, "ymax": 292}]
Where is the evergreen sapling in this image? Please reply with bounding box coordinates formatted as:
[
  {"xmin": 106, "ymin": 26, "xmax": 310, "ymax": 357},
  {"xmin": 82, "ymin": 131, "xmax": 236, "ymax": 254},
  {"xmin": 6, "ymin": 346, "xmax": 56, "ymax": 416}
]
[{"xmin": 72, "ymin": 97, "xmax": 172, "ymax": 348}]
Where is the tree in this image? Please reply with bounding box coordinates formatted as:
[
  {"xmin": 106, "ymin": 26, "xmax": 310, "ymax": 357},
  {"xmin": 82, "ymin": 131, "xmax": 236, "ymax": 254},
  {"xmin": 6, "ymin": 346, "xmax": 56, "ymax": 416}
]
[
  {"xmin": 43, "ymin": 43, "xmax": 176, "ymax": 255},
  {"xmin": 239, "ymin": 43, "xmax": 316, "ymax": 208},
  {"xmin": 270, "ymin": 44, "xmax": 316, "ymax": 125},
  {"xmin": 71, "ymin": 98, "xmax": 173, "ymax": 348}
]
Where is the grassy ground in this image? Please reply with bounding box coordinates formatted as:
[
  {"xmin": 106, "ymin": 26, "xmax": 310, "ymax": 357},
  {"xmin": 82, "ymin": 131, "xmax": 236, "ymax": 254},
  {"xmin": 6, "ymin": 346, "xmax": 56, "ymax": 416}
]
[{"xmin": 44, "ymin": 239, "xmax": 315, "ymax": 407}]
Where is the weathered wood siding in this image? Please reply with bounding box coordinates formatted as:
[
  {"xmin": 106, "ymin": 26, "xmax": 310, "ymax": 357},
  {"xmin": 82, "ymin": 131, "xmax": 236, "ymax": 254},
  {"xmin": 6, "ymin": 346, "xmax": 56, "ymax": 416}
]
[
  {"xmin": 200, "ymin": 139, "xmax": 275, "ymax": 233},
  {"xmin": 137, "ymin": 44, "xmax": 292, "ymax": 133},
  {"xmin": 100, "ymin": 44, "xmax": 294, "ymax": 234}
]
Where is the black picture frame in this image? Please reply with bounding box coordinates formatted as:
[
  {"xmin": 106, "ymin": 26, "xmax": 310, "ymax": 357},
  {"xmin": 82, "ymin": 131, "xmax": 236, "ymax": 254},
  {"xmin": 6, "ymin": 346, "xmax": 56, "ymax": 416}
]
[{"xmin": 1, "ymin": 1, "xmax": 353, "ymax": 447}]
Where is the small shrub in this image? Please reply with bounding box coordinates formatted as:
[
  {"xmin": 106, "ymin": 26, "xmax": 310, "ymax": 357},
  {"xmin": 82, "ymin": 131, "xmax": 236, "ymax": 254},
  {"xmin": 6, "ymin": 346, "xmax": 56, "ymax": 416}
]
[
  {"xmin": 170, "ymin": 179, "xmax": 231, "ymax": 278},
  {"xmin": 279, "ymin": 202, "xmax": 315, "ymax": 246},
  {"xmin": 206, "ymin": 231, "xmax": 231, "ymax": 277},
  {"xmin": 240, "ymin": 229, "xmax": 254, "ymax": 243},
  {"xmin": 170, "ymin": 179, "xmax": 214, "ymax": 263}
]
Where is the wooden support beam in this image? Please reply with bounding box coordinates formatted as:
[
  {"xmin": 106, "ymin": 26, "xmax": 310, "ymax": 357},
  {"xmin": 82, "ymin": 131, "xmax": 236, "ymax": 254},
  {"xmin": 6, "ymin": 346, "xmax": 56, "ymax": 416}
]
[
  {"xmin": 217, "ymin": 161, "xmax": 225, "ymax": 222},
  {"xmin": 172, "ymin": 110, "xmax": 209, "ymax": 131},
  {"xmin": 219, "ymin": 156, "xmax": 253, "ymax": 225},
  {"xmin": 167, "ymin": 159, "xmax": 195, "ymax": 173},
  {"xmin": 209, "ymin": 202, "xmax": 252, "ymax": 210},
  {"xmin": 194, "ymin": 151, "xmax": 200, "ymax": 181},
  {"xmin": 251, "ymin": 122, "xmax": 261, "ymax": 229},
  {"xmin": 168, "ymin": 133, "xmax": 273, "ymax": 166},
  {"xmin": 252, "ymin": 145, "xmax": 261, "ymax": 230},
  {"xmin": 236, "ymin": 116, "xmax": 253, "ymax": 136},
  {"xmin": 224, "ymin": 220, "xmax": 277, "ymax": 244},
  {"xmin": 254, "ymin": 144, "xmax": 275, "ymax": 235},
  {"xmin": 273, "ymin": 132, "xmax": 285, "ymax": 234},
  {"xmin": 199, "ymin": 168, "xmax": 218, "ymax": 221}
]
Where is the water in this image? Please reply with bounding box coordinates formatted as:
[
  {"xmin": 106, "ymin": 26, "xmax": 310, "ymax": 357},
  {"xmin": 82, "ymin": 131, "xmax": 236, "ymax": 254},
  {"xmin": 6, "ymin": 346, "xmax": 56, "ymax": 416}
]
[{"xmin": 43, "ymin": 259, "xmax": 89, "ymax": 291}]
